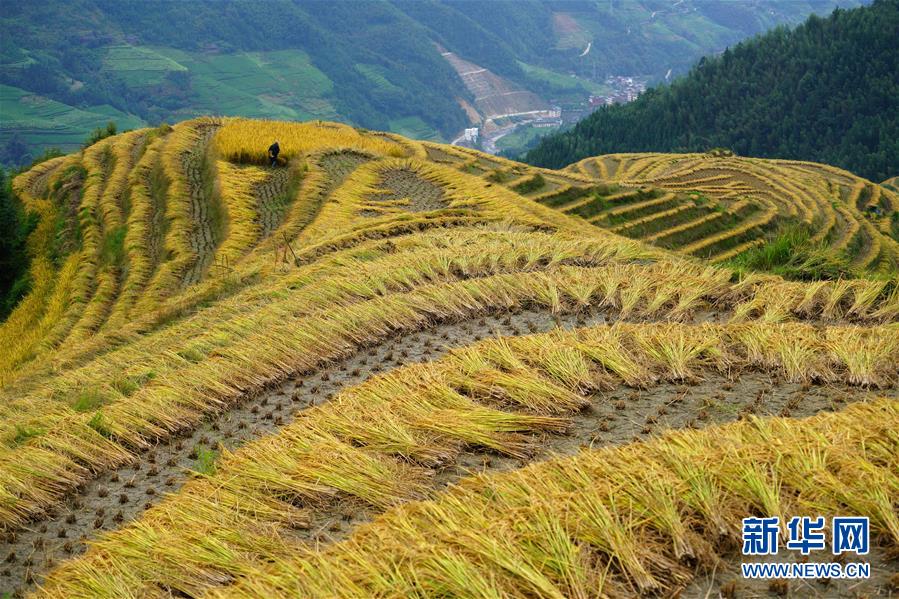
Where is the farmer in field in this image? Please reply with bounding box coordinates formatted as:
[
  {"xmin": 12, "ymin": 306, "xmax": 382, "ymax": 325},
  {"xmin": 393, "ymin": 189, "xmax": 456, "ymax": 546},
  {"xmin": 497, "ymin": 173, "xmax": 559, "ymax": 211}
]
[{"xmin": 268, "ymin": 140, "xmax": 280, "ymax": 167}]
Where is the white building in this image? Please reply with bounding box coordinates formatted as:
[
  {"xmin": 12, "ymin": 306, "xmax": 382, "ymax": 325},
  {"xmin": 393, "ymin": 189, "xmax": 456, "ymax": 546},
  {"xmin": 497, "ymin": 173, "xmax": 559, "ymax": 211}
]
[{"xmin": 463, "ymin": 128, "xmax": 479, "ymax": 143}]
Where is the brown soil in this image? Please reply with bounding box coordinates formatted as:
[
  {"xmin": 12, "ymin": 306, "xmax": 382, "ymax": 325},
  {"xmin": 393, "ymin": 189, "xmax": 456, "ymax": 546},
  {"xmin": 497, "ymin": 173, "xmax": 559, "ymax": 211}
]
[
  {"xmin": 364, "ymin": 168, "xmax": 448, "ymax": 214},
  {"xmin": 181, "ymin": 123, "xmax": 221, "ymax": 287},
  {"xmin": 580, "ymin": 158, "xmax": 603, "ymax": 179},
  {"xmin": 683, "ymin": 545, "xmax": 898, "ymax": 598},
  {"xmin": 318, "ymin": 151, "xmax": 371, "ymax": 197},
  {"xmin": 279, "ymin": 371, "xmax": 892, "ymax": 551},
  {"xmin": 527, "ymin": 177, "xmax": 564, "ymax": 196},
  {"xmin": 254, "ymin": 167, "xmax": 291, "ymax": 238},
  {"xmin": 424, "ymin": 145, "xmax": 465, "ymax": 165}
]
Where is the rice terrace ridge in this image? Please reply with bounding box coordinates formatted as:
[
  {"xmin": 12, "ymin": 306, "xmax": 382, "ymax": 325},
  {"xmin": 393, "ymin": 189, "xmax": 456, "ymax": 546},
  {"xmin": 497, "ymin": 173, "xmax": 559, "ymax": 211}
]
[{"xmin": 0, "ymin": 116, "xmax": 896, "ymax": 597}]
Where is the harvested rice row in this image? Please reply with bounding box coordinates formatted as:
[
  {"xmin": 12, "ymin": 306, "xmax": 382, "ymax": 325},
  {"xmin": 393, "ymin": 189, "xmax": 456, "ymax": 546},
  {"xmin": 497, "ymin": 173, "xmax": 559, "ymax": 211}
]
[
  {"xmin": 643, "ymin": 200, "xmax": 745, "ymax": 243},
  {"xmin": 710, "ymin": 237, "xmax": 767, "ymax": 263},
  {"xmin": 0, "ymin": 250, "xmax": 772, "ymax": 530},
  {"xmin": 0, "ymin": 247, "xmax": 894, "ymax": 531},
  {"xmin": 0, "ymin": 253, "xmax": 80, "ymax": 384},
  {"xmin": 528, "ymin": 182, "xmax": 573, "ymax": 204},
  {"xmin": 730, "ymin": 274, "xmax": 899, "ymax": 322},
  {"xmin": 610, "ymin": 203, "xmax": 695, "ymax": 234},
  {"xmin": 214, "ymin": 396, "xmax": 898, "ymax": 599},
  {"xmin": 256, "ymin": 150, "xmax": 365, "ymax": 254},
  {"xmin": 580, "ymin": 153, "xmax": 895, "ymax": 271},
  {"xmin": 0, "ymin": 260, "xmax": 730, "ymax": 529},
  {"xmin": 853, "ymin": 218, "xmax": 882, "ymax": 270},
  {"xmin": 0, "ymin": 199, "xmax": 633, "ymax": 393},
  {"xmin": 213, "ymin": 161, "xmax": 272, "ymax": 264},
  {"xmin": 33, "ymin": 144, "xmax": 114, "ymax": 351},
  {"xmin": 592, "ymin": 192, "xmax": 675, "ymax": 221},
  {"xmin": 19, "ymin": 229, "xmax": 895, "ymax": 408},
  {"xmin": 105, "ymin": 130, "xmax": 170, "ymax": 328},
  {"xmin": 34, "ymin": 322, "xmax": 898, "ymax": 597},
  {"xmin": 830, "ymin": 204, "xmax": 862, "ymax": 253},
  {"xmin": 4, "ymin": 120, "xmax": 899, "ymax": 575},
  {"xmin": 67, "ymin": 131, "xmax": 148, "ymax": 342},
  {"xmin": 570, "ymin": 156, "xmax": 598, "ymax": 178},
  {"xmin": 136, "ymin": 121, "xmax": 204, "ymax": 303},
  {"xmin": 3, "ymin": 131, "xmax": 896, "ymax": 396},
  {"xmin": 10, "ymin": 155, "xmax": 68, "ymax": 208},
  {"xmin": 847, "ymin": 179, "xmax": 867, "ymax": 210},
  {"xmin": 0, "ymin": 155, "xmax": 82, "ymax": 380},
  {"xmin": 682, "ymin": 201, "xmax": 778, "ymax": 256},
  {"xmin": 810, "ymin": 195, "xmax": 838, "ymax": 243}
]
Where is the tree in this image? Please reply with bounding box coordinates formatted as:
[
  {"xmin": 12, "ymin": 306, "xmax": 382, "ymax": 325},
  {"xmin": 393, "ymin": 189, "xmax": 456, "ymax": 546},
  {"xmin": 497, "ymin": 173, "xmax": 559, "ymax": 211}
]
[{"xmin": 0, "ymin": 168, "xmax": 36, "ymax": 319}]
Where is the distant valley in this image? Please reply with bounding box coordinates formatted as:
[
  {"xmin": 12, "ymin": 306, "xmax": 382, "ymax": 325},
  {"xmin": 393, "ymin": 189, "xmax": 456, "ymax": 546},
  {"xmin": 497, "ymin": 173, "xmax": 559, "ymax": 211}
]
[{"xmin": 1, "ymin": 0, "xmax": 863, "ymax": 165}]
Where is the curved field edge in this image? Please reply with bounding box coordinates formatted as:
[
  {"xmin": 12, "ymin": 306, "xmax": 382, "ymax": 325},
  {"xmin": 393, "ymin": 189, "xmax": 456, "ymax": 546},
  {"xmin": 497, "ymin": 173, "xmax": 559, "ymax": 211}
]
[
  {"xmin": 3, "ymin": 310, "xmax": 587, "ymax": 591},
  {"xmin": 0, "ymin": 127, "xmax": 608, "ymax": 391},
  {"xmin": 33, "ymin": 319, "xmax": 898, "ymax": 596},
  {"xmin": 560, "ymin": 152, "xmax": 899, "ymax": 270}
]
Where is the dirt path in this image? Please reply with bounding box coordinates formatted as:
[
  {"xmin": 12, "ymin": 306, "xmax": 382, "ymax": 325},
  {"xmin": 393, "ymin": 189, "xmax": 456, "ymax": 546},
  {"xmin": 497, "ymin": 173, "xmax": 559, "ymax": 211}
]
[
  {"xmin": 181, "ymin": 124, "xmax": 221, "ymax": 287},
  {"xmin": 256, "ymin": 167, "xmax": 291, "ymax": 238}
]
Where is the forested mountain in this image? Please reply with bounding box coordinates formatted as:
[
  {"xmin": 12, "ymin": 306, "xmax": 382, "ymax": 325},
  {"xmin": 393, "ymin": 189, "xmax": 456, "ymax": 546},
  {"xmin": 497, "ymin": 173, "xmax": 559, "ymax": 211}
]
[
  {"xmin": 1, "ymin": 0, "xmax": 861, "ymax": 165},
  {"xmin": 525, "ymin": 0, "xmax": 898, "ymax": 182}
]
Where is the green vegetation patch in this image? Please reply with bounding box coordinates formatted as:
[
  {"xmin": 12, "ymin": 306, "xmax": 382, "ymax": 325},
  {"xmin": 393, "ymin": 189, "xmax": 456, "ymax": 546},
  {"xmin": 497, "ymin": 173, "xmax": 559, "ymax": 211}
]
[
  {"xmin": 727, "ymin": 224, "xmax": 855, "ymax": 281},
  {"xmin": 0, "ymin": 84, "xmax": 145, "ymax": 160},
  {"xmin": 102, "ymin": 44, "xmax": 188, "ymax": 86},
  {"xmin": 496, "ymin": 122, "xmax": 562, "ymax": 157},
  {"xmin": 70, "ymin": 387, "xmax": 111, "ymax": 413},
  {"xmin": 388, "ymin": 117, "xmax": 441, "ymax": 141},
  {"xmin": 151, "ymin": 48, "xmax": 337, "ymax": 121}
]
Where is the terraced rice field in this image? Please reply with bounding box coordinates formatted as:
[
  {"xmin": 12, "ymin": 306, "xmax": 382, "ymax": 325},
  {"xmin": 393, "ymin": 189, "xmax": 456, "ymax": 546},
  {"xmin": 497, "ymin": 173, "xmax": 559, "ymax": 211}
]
[
  {"xmin": 560, "ymin": 153, "xmax": 899, "ymax": 270},
  {"xmin": 1, "ymin": 119, "xmax": 897, "ymax": 598}
]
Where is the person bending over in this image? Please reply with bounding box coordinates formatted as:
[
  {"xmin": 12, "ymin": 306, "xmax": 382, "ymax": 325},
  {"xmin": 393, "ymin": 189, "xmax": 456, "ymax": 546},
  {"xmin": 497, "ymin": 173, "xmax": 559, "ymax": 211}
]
[{"xmin": 268, "ymin": 140, "xmax": 280, "ymax": 167}]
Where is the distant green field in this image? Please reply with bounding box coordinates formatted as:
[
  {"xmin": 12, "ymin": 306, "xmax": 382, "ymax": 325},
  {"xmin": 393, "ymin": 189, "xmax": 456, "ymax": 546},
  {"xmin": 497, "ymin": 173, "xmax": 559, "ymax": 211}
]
[
  {"xmin": 0, "ymin": 83, "xmax": 145, "ymax": 159},
  {"xmin": 3, "ymin": 43, "xmax": 448, "ymax": 163},
  {"xmin": 388, "ymin": 116, "xmax": 441, "ymax": 141},
  {"xmin": 101, "ymin": 46, "xmax": 442, "ymax": 137},
  {"xmin": 517, "ymin": 61, "xmax": 610, "ymax": 97},
  {"xmin": 139, "ymin": 47, "xmax": 338, "ymax": 121},
  {"xmin": 496, "ymin": 123, "xmax": 561, "ymax": 156},
  {"xmin": 102, "ymin": 44, "xmax": 189, "ymax": 86},
  {"xmin": 355, "ymin": 63, "xmax": 402, "ymax": 93}
]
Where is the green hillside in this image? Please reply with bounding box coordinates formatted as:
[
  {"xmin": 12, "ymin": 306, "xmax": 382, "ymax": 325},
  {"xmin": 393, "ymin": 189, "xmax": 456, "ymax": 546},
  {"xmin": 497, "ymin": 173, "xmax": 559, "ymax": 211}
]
[
  {"xmin": 525, "ymin": 0, "xmax": 899, "ymax": 182},
  {"xmin": 0, "ymin": 84, "xmax": 144, "ymax": 160},
  {"xmin": 1, "ymin": 0, "xmax": 862, "ymax": 166}
]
